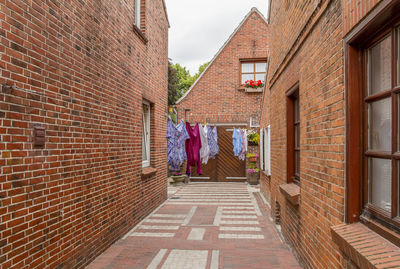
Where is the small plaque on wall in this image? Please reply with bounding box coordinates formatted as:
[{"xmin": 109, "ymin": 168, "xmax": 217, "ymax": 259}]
[{"xmin": 33, "ymin": 126, "xmax": 45, "ymax": 147}]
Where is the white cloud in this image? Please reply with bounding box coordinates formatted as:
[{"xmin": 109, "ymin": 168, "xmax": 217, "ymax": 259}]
[{"xmin": 166, "ymin": 0, "xmax": 269, "ymax": 75}]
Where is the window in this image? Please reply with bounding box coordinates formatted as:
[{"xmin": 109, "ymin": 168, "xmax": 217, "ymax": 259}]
[
  {"xmin": 362, "ymin": 26, "xmax": 399, "ymax": 224},
  {"xmin": 265, "ymin": 126, "xmax": 271, "ymax": 176},
  {"xmin": 287, "ymin": 86, "xmax": 300, "ymax": 184},
  {"xmin": 142, "ymin": 102, "xmax": 150, "ymax": 167},
  {"xmin": 240, "ymin": 60, "xmax": 267, "ymax": 84},
  {"xmin": 346, "ymin": 6, "xmax": 400, "ymax": 233},
  {"xmin": 260, "ymin": 126, "xmax": 271, "ymax": 176},
  {"xmin": 135, "ymin": 0, "xmax": 141, "ymax": 29}
]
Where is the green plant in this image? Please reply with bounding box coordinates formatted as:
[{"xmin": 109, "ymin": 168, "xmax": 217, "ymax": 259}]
[{"xmin": 247, "ymin": 130, "xmax": 260, "ymax": 145}]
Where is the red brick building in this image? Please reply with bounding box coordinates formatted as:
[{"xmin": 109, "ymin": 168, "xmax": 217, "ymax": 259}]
[
  {"xmin": 259, "ymin": 0, "xmax": 400, "ymax": 268},
  {"xmin": 0, "ymin": 1, "xmax": 169, "ymax": 268},
  {"xmin": 175, "ymin": 8, "xmax": 268, "ymax": 182}
]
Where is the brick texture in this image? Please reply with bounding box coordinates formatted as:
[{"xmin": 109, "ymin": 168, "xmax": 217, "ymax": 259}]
[
  {"xmin": 259, "ymin": 0, "xmax": 389, "ymax": 268},
  {"xmin": 0, "ymin": 1, "xmax": 168, "ymax": 268},
  {"xmin": 175, "ymin": 9, "xmax": 268, "ymax": 126},
  {"xmin": 175, "ymin": 10, "xmax": 268, "ymax": 180}
]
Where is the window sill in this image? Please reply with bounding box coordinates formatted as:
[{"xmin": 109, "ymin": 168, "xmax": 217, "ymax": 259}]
[
  {"xmin": 133, "ymin": 24, "xmax": 148, "ymax": 44},
  {"xmin": 331, "ymin": 223, "xmax": 400, "ymax": 269},
  {"xmin": 279, "ymin": 183, "xmax": 300, "ymax": 206},
  {"xmin": 141, "ymin": 166, "xmax": 157, "ymax": 179},
  {"xmin": 237, "ymin": 87, "xmax": 263, "ymax": 93}
]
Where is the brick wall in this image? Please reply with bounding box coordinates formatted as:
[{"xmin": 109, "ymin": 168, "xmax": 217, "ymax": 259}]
[
  {"xmin": 175, "ymin": 10, "xmax": 268, "ymax": 126},
  {"xmin": 0, "ymin": 1, "xmax": 169, "ymax": 268},
  {"xmin": 260, "ymin": 0, "xmax": 388, "ymax": 268},
  {"xmin": 342, "ymin": 0, "xmax": 381, "ymax": 35}
]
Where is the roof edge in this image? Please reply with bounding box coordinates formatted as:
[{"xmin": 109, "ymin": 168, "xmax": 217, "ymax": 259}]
[
  {"xmin": 162, "ymin": 0, "xmax": 171, "ymax": 28},
  {"xmin": 175, "ymin": 7, "xmax": 268, "ymax": 104}
]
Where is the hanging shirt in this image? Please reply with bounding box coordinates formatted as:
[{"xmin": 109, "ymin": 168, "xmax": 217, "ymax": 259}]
[
  {"xmin": 167, "ymin": 120, "xmax": 190, "ymax": 171},
  {"xmin": 185, "ymin": 122, "xmax": 202, "ymax": 175},
  {"xmin": 238, "ymin": 129, "xmax": 248, "ymax": 160},
  {"xmin": 207, "ymin": 125, "xmax": 219, "ymax": 159},
  {"xmin": 232, "ymin": 128, "xmax": 242, "ymax": 157},
  {"xmin": 199, "ymin": 124, "xmax": 210, "ymax": 164}
]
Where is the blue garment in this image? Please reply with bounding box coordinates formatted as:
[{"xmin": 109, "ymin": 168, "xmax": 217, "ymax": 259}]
[
  {"xmin": 207, "ymin": 125, "xmax": 219, "ymax": 159},
  {"xmin": 167, "ymin": 120, "xmax": 190, "ymax": 171},
  {"xmin": 232, "ymin": 128, "xmax": 242, "ymax": 156}
]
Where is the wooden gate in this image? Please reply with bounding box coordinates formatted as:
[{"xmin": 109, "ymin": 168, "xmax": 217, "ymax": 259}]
[{"xmin": 191, "ymin": 126, "xmax": 246, "ymax": 182}]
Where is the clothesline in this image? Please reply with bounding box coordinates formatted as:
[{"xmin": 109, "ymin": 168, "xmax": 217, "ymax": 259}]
[{"xmin": 167, "ymin": 120, "xmax": 219, "ymax": 176}]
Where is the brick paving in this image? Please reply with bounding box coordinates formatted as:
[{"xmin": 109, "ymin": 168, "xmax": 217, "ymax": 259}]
[{"xmin": 87, "ymin": 183, "xmax": 302, "ymax": 269}]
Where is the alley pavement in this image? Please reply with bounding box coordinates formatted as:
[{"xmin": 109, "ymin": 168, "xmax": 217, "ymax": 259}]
[{"xmin": 87, "ymin": 183, "xmax": 302, "ymax": 269}]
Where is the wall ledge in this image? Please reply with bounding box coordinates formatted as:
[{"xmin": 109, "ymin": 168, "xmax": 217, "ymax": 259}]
[
  {"xmin": 331, "ymin": 223, "xmax": 400, "ymax": 269},
  {"xmin": 141, "ymin": 166, "xmax": 157, "ymax": 179},
  {"xmin": 279, "ymin": 183, "xmax": 300, "ymax": 206}
]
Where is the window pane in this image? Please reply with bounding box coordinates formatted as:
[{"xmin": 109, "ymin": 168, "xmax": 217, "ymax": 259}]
[
  {"xmin": 368, "ymin": 98, "xmax": 392, "ymax": 151},
  {"xmin": 295, "ymin": 150, "xmax": 300, "ymax": 176},
  {"xmin": 241, "ymin": 63, "xmax": 254, "ymax": 73},
  {"xmin": 136, "ymin": 0, "xmax": 141, "ymax": 28},
  {"xmin": 398, "ymin": 95, "xmax": 400, "ymax": 152},
  {"xmin": 241, "ymin": 74, "xmax": 254, "ymax": 84},
  {"xmin": 255, "ymin": 73, "xmax": 265, "ymax": 82},
  {"xmin": 295, "ymin": 124, "xmax": 300, "ymax": 148},
  {"xmin": 294, "ymin": 97, "xmax": 299, "ymax": 122},
  {"xmin": 368, "ymin": 35, "xmax": 392, "ymax": 95},
  {"xmin": 398, "ymin": 27, "xmax": 400, "ymax": 86},
  {"xmin": 142, "ymin": 116, "xmax": 147, "ymax": 161},
  {"xmin": 369, "ymin": 158, "xmax": 392, "ymax": 212},
  {"xmin": 255, "ymin": 62, "xmax": 267, "ymax": 72}
]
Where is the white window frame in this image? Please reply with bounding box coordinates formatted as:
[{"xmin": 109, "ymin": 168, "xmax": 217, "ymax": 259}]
[
  {"xmin": 265, "ymin": 126, "xmax": 271, "ymax": 176},
  {"xmin": 250, "ymin": 117, "xmax": 260, "ymax": 128},
  {"xmin": 260, "ymin": 129, "xmax": 264, "ymax": 170},
  {"xmin": 142, "ymin": 101, "xmax": 150, "ymax": 167},
  {"xmin": 135, "ymin": 0, "xmax": 141, "ymax": 28}
]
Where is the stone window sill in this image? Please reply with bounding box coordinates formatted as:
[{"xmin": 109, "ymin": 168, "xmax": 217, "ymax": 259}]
[
  {"xmin": 237, "ymin": 87, "xmax": 263, "ymax": 93},
  {"xmin": 133, "ymin": 24, "xmax": 148, "ymax": 44},
  {"xmin": 331, "ymin": 223, "xmax": 400, "ymax": 269},
  {"xmin": 141, "ymin": 166, "xmax": 157, "ymax": 179},
  {"xmin": 279, "ymin": 183, "xmax": 300, "ymax": 206}
]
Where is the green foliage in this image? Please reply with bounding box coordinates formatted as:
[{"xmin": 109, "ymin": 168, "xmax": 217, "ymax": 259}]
[
  {"xmin": 168, "ymin": 60, "xmax": 179, "ymax": 106},
  {"xmin": 168, "ymin": 61, "xmax": 210, "ymax": 104},
  {"xmin": 247, "ymin": 130, "xmax": 260, "ymax": 145}
]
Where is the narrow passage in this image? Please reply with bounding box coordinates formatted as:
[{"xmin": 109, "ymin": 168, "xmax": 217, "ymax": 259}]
[{"xmin": 88, "ymin": 183, "xmax": 301, "ymax": 269}]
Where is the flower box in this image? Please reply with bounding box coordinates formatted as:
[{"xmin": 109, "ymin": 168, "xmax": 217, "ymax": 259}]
[
  {"xmin": 245, "ymin": 87, "xmax": 263, "ymax": 93},
  {"xmin": 247, "ymin": 172, "xmax": 259, "ymax": 185},
  {"xmin": 248, "ymin": 156, "xmax": 257, "ymax": 162}
]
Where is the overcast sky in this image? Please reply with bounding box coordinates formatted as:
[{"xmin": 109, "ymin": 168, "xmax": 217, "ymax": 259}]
[{"xmin": 165, "ymin": 0, "xmax": 269, "ymax": 75}]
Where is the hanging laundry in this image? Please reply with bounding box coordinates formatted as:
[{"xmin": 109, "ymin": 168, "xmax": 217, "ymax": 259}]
[
  {"xmin": 199, "ymin": 124, "xmax": 210, "ymax": 164},
  {"xmin": 238, "ymin": 129, "xmax": 248, "ymax": 160},
  {"xmin": 185, "ymin": 122, "xmax": 202, "ymax": 175},
  {"xmin": 207, "ymin": 125, "xmax": 219, "ymax": 159},
  {"xmin": 166, "ymin": 120, "xmax": 190, "ymax": 171},
  {"xmin": 232, "ymin": 128, "xmax": 242, "ymax": 157}
]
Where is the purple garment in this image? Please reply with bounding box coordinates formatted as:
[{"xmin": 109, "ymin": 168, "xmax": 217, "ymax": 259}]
[
  {"xmin": 207, "ymin": 125, "xmax": 219, "ymax": 159},
  {"xmin": 185, "ymin": 122, "xmax": 202, "ymax": 175},
  {"xmin": 167, "ymin": 120, "xmax": 189, "ymax": 171}
]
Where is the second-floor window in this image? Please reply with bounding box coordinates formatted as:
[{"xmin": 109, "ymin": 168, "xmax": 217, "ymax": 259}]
[{"xmin": 240, "ymin": 60, "xmax": 267, "ymax": 84}]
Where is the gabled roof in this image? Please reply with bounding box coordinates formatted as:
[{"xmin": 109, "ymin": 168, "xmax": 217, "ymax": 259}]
[{"xmin": 175, "ymin": 7, "xmax": 269, "ymax": 104}]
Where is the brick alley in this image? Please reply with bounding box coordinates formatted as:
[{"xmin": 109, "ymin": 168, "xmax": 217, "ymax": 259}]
[{"xmin": 87, "ymin": 183, "xmax": 301, "ymax": 269}]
